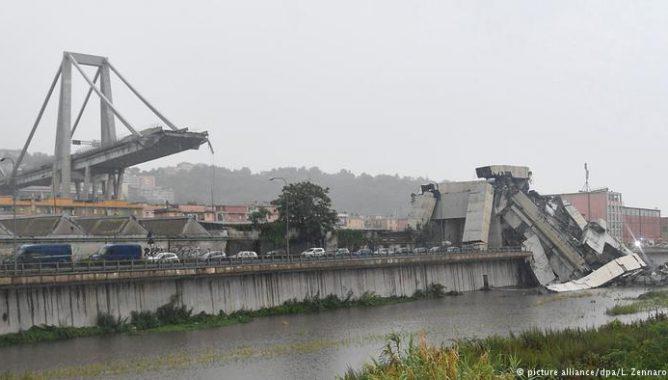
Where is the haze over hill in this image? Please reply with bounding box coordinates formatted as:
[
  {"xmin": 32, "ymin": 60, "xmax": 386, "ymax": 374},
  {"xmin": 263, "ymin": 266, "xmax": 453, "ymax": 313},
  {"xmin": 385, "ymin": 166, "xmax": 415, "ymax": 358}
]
[
  {"xmin": 0, "ymin": 149, "xmax": 436, "ymax": 216},
  {"xmin": 138, "ymin": 164, "xmax": 435, "ymax": 217}
]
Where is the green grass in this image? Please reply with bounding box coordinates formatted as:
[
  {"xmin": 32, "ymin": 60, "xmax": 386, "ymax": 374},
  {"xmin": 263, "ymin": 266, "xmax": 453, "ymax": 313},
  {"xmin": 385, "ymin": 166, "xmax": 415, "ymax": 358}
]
[
  {"xmin": 343, "ymin": 314, "xmax": 668, "ymax": 379},
  {"xmin": 0, "ymin": 283, "xmax": 451, "ymax": 347},
  {"xmin": 607, "ymin": 290, "xmax": 668, "ymax": 316}
]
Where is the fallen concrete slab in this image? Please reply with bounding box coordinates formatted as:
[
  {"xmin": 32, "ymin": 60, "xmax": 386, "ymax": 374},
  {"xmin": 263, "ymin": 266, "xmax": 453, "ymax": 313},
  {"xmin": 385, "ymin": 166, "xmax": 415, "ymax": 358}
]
[{"xmin": 546, "ymin": 253, "xmax": 647, "ymax": 292}]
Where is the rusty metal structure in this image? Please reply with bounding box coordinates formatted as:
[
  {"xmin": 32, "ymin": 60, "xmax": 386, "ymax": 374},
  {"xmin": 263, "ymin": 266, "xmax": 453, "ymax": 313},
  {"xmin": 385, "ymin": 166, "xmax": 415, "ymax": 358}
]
[{"xmin": 0, "ymin": 52, "xmax": 209, "ymax": 200}]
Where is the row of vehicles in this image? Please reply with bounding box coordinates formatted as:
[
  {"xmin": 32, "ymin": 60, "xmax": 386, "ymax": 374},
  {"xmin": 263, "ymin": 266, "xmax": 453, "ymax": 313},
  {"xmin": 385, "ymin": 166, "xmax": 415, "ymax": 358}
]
[
  {"xmin": 3, "ymin": 243, "xmax": 466, "ymax": 265},
  {"xmin": 2, "ymin": 244, "xmax": 260, "ymax": 265},
  {"xmin": 299, "ymin": 245, "xmax": 464, "ymax": 257}
]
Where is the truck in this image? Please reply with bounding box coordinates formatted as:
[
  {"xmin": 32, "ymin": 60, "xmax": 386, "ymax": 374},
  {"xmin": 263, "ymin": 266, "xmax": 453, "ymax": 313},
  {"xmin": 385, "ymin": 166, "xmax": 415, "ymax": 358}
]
[
  {"xmin": 91, "ymin": 243, "xmax": 143, "ymax": 261},
  {"xmin": 14, "ymin": 244, "xmax": 73, "ymax": 264}
]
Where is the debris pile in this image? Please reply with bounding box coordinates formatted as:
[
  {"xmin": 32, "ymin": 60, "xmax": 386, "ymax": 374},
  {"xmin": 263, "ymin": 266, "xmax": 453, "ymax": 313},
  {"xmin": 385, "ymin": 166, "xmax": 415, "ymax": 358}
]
[{"xmin": 408, "ymin": 165, "xmax": 647, "ymax": 292}]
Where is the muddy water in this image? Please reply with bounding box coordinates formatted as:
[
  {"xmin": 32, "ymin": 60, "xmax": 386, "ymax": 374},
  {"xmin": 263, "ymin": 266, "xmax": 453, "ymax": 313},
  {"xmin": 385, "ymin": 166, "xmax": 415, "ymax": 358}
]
[{"xmin": 0, "ymin": 286, "xmax": 663, "ymax": 379}]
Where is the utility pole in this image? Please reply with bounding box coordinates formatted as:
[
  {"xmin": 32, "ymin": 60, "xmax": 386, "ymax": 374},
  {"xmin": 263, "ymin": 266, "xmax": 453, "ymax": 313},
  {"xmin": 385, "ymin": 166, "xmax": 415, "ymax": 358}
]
[
  {"xmin": 1, "ymin": 157, "xmax": 18, "ymax": 253},
  {"xmin": 583, "ymin": 162, "xmax": 591, "ymax": 222},
  {"xmin": 638, "ymin": 207, "xmax": 643, "ymax": 243},
  {"xmin": 270, "ymin": 177, "xmax": 290, "ymax": 260},
  {"xmin": 210, "ymin": 154, "xmax": 215, "ymax": 219}
]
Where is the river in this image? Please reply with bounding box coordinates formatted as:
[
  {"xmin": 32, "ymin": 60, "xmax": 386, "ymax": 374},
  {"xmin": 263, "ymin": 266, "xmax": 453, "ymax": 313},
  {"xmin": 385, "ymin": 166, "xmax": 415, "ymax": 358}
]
[{"xmin": 0, "ymin": 286, "xmax": 664, "ymax": 379}]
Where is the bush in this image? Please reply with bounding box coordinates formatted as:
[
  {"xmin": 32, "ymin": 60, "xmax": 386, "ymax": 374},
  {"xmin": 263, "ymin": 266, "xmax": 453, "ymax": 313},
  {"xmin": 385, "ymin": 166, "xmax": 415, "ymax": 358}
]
[
  {"xmin": 1, "ymin": 289, "xmax": 420, "ymax": 346},
  {"xmin": 155, "ymin": 296, "xmax": 192, "ymax": 325},
  {"xmin": 413, "ymin": 283, "xmax": 447, "ymax": 299},
  {"xmin": 130, "ymin": 311, "xmax": 160, "ymax": 329},
  {"xmin": 96, "ymin": 313, "xmax": 128, "ymax": 332},
  {"xmin": 425, "ymin": 283, "xmax": 446, "ymax": 298},
  {"xmin": 358, "ymin": 291, "xmax": 381, "ymax": 306},
  {"xmin": 344, "ymin": 314, "xmax": 668, "ymax": 379}
]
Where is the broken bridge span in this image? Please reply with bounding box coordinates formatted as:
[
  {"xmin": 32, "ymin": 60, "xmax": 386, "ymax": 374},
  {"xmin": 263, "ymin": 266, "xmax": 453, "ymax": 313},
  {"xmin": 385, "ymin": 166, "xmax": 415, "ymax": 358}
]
[{"xmin": 0, "ymin": 52, "xmax": 209, "ymax": 200}]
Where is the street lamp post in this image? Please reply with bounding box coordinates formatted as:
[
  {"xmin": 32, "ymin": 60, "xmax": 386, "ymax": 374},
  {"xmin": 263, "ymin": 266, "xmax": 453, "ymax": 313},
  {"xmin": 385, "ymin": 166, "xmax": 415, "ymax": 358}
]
[
  {"xmin": 270, "ymin": 177, "xmax": 290, "ymax": 260},
  {"xmin": 1, "ymin": 157, "xmax": 18, "ymax": 253}
]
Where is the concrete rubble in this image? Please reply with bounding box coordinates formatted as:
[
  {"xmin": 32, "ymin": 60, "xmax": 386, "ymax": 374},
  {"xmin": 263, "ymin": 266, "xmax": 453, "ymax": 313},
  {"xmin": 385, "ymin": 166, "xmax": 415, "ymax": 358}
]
[{"xmin": 408, "ymin": 165, "xmax": 648, "ymax": 292}]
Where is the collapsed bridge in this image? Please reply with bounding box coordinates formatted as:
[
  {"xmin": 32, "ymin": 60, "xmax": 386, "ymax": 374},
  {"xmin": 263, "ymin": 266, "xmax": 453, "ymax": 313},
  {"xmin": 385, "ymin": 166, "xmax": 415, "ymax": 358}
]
[
  {"xmin": 408, "ymin": 165, "xmax": 647, "ymax": 291},
  {"xmin": 0, "ymin": 52, "xmax": 209, "ymax": 200}
]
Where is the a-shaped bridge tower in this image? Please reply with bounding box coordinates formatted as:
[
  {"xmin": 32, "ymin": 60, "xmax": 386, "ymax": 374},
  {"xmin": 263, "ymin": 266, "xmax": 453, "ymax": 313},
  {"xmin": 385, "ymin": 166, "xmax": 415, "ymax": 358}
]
[{"xmin": 0, "ymin": 52, "xmax": 209, "ymax": 200}]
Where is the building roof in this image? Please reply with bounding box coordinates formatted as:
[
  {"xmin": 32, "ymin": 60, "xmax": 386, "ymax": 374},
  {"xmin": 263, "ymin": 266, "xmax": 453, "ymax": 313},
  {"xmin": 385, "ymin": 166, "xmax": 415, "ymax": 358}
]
[
  {"xmin": 0, "ymin": 222, "xmax": 12, "ymax": 236},
  {"xmin": 138, "ymin": 217, "xmax": 210, "ymax": 237},
  {"xmin": 0, "ymin": 215, "xmax": 84, "ymax": 237},
  {"xmin": 75, "ymin": 216, "xmax": 148, "ymax": 236},
  {"xmin": 555, "ymin": 188, "xmax": 614, "ymax": 197}
]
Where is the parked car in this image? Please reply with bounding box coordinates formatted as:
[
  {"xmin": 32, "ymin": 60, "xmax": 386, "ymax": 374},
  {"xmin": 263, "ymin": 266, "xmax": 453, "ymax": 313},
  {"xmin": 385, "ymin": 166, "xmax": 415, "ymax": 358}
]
[
  {"xmin": 147, "ymin": 252, "xmax": 180, "ymax": 263},
  {"xmin": 413, "ymin": 247, "xmax": 427, "ymax": 254},
  {"xmin": 232, "ymin": 251, "xmax": 258, "ymax": 259},
  {"xmin": 398, "ymin": 247, "xmax": 412, "ymax": 254},
  {"xmin": 301, "ymin": 248, "xmax": 325, "ymax": 257},
  {"xmin": 91, "ymin": 243, "xmax": 143, "ymax": 261},
  {"xmin": 428, "ymin": 246, "xmax": 442, "ymax": 253},
  {"xmin": 462, "ymin": 245, "xmax": 481, "ymax": 252},
  {"xmin": 374, "ymin": 248, "xmax": 389, "ymax": 255},
  {"xmin": 14, "ymin": 244, "xmax": 72, "ymax": 264},
  {"xmin": 353, "ymin": 248, "xmax": 372, "ymax": 256},
  {"xmin": 447, "ymin": 246, "xmax": 462, "ymax": 253},
  {"xmin": 335, "ymin": 248, "xmax": 350, "ymax": 256},
  {"xmin": 198, "ymin": 251, "xmax": 227, "ymax": 261},
  {"xmin": 264, "ymin": 249, "xmax": 285, "ymax": 257}
]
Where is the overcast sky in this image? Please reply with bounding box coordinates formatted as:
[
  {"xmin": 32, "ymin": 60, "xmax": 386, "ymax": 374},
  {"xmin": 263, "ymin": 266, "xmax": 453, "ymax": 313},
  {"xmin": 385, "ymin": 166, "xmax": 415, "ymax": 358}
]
[{"xmin": 1, "ymin": 1, "xmax": 667, "ymax": 211}]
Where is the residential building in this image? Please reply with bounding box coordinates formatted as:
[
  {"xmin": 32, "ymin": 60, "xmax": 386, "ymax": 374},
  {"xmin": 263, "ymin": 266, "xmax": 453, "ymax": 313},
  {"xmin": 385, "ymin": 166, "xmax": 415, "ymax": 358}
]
[
  {"xmin": 556, "ymin": 189, "xmax": 661, "ymax": 244},
  {"xmin": 140, "ymin": 203, "xmax": 162, "ymax": 218},
  {"xmin": 337, "ymin": 213, "xmax": 350, "ymax": 228},
  {"xmin": 337, "ymin": 213, "xmax": 407, "ymax": 231},
  {"xmin": 0, "ymin": 196, "xmax": 143, "ymax": 217},
  {"xmin": 249, "ymin": 203, "xmax": 279, "ymax": 223},
  {"xmin": 558, "ymin": 189, "xmax": 624, "ymax": 241},
  {"xmin": 346, "ymin": 216, "xmax": 365, "ymax": 230},
  {"xmin": 216, "ymin": 205, "xmax": 250, "ymax": 224},
  {"xmin": 177, "ymin": 204, "xmax": 216, "ymax": 222},
  {"xmin": 137, "ymin": 202, "xmax": 277, "ymax": 224},
  {"xmin": 622, "ymin": 206, "xmax": 662, "ymax": 244},
  {"xmin": 122, "ymin": 173, "xmax": 175, "ymax": 203},
  {"xmin": 128, "ymin": 186, "xmax": 176, "ymax": 204},
  {"xmin": 153, "ymin": 204, "xmax": 216, "ymax": 222}
]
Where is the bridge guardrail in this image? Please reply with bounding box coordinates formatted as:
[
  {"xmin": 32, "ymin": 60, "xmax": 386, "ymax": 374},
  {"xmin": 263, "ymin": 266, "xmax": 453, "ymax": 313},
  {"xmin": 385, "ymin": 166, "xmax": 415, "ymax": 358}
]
[{"xmin": 0, "ymin": 247, "xmax": 529, "ymax": 277}]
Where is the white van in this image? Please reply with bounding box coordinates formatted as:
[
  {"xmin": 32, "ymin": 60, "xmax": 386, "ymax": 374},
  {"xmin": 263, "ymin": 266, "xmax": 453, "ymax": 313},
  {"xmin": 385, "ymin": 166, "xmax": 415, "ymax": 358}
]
[
  {"xmin": 301, "ymin": 248, "xmax": 325, "ymax": 257},
  {"xmin": 232, "ymin": 251, "xmax": 258, "ymax": 259}
]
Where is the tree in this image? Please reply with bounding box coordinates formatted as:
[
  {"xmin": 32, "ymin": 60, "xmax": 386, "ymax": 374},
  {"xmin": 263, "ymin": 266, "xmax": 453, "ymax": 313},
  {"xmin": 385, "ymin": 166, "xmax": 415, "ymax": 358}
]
[
  {"xmin": 336, "ymin": 229, "xmax": 368, "ymax": 250},
  {"xmin": 248, "ymin": 206, "xmax": 271, "ymax": 226},
  {"xmin": 272, "ymin": 181, "xmax": 338, "ymax": 246}
]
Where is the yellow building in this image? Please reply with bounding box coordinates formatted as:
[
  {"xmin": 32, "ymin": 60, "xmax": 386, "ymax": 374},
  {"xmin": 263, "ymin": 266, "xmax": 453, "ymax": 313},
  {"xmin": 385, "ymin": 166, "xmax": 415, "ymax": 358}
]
[{"xmin": 0, "ymin": 196, "xmax": 143, "ymax": 217}]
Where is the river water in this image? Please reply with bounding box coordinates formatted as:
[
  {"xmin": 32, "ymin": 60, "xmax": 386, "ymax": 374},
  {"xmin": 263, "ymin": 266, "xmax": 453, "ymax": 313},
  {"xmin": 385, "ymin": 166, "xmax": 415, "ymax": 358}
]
[{"xmin": 0, "ymin": 286, "xmax": 664, "ymax": 379}]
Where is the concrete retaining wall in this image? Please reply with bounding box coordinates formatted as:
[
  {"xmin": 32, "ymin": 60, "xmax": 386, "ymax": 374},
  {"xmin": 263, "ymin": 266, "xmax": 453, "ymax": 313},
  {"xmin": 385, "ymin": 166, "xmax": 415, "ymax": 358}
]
[{"xmin": 0, "ymin": 257, "xmax": 530, "ymax": 335}]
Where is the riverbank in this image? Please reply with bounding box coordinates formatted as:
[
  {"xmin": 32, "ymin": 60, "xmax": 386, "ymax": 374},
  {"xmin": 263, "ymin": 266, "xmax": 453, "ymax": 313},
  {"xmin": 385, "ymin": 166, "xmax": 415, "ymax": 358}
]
[
  {"xmin": 0, "ymin": 283, "xmax": 452, "ymax": 347},
  {"xmin": 0, "ymin": 287, "xmax": 655, "ymax": 379},
  {"xmin": 343, "ymin": 313, "xmax": 668, "ymax": 379},
  {"xmin": 607, "ymin": 290, "xmax": 668, "ymax": 316}
]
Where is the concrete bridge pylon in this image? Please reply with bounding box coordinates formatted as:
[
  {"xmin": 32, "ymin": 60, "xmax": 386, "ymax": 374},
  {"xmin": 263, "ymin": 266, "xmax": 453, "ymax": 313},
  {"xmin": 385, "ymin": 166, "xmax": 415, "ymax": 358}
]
[{"xmin": 1, "ymin": 52, "xmax": 209, "ymax": 201}]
